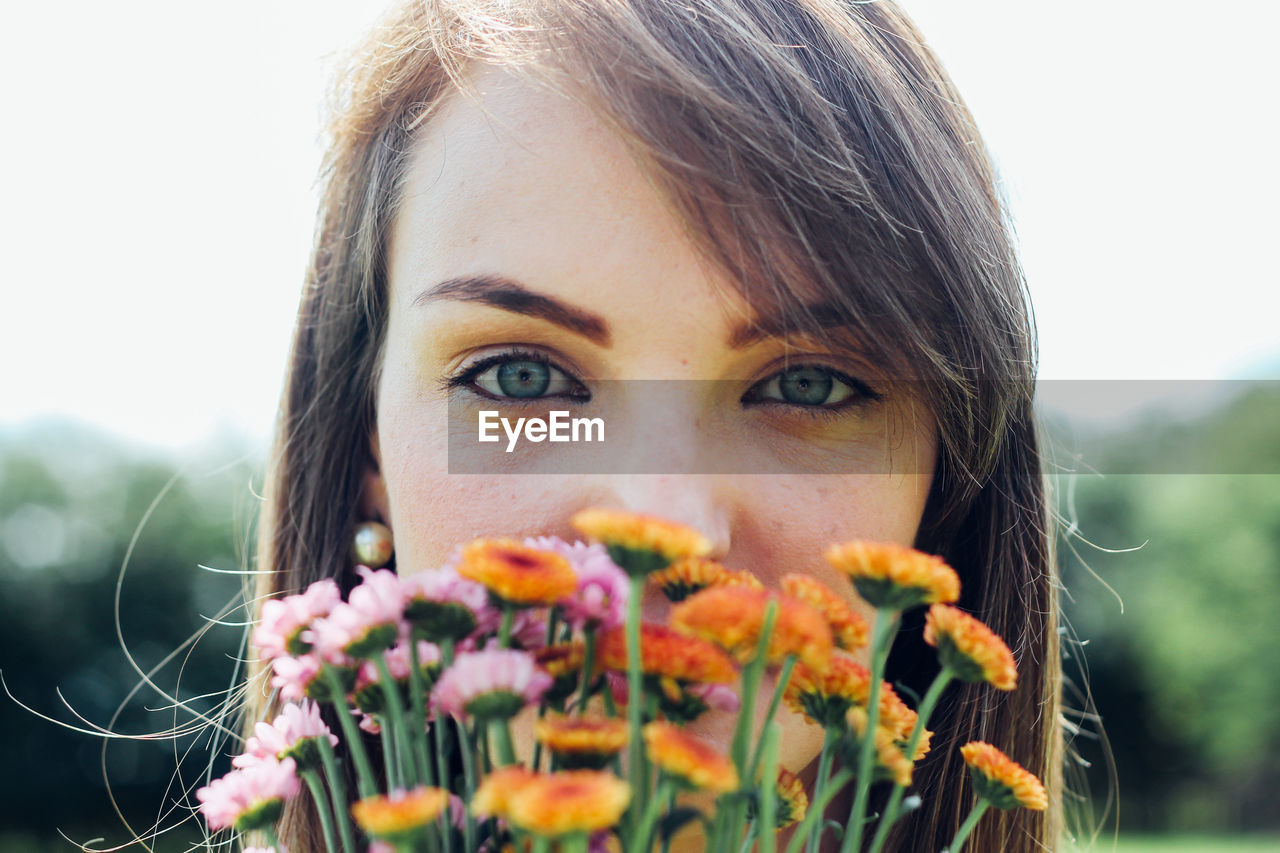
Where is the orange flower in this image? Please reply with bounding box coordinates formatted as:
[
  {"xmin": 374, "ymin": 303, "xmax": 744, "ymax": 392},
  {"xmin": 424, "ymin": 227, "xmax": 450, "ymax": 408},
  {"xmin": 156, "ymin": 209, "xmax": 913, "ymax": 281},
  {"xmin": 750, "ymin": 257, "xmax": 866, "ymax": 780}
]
[
  {"xmin": 472, "ymin": 766, "xmax": 539, "ymax": 819},
  {"xmin": 781, "ymin": 574, "xmax": 870, "ymax": 651},
  {"xmin": 649, "ymin": 557, "xmax": 727, "ymax": 601},
  {"xmin": 782, "ymin": 656, "xmax": 914, "ymax": 739},
  {"xmin": 671, "ymin": 586, "xmax": 832, "ymax": 671},
  {"xmin": 351, "ymin": 786, "xmax": 449, "ymax": 839},
  {"xmin": 535, "ymin": 714, "xmax": 628, "ymax": 769},
  {"xmin": 772, "ymin": 767, "xmax": 808, "ymax": 828},
  {"xmin": 715, "ymin": 568, "xmax": 765, "ymax": 592},
  {"xmin": 596, "ymin": 623, "xmax": 738, "ymax": 685},
  {"xmin": 908, "ymin": 726, "xmax": 933, "ymax": 762},
  {"xmin": 535, "ymin": 642, "xmax": 587, "ymax": 702},
  {"xmin": 571, "ymin": 508, "xmax": 711, "ymax": 575},
  {"xmin": 845, "ymin": 707, "xmax": 914, "ymax": 787},
  {"xmin": 924, "ymin": 605, "xmax": 1018, "ymax": 691},
  {"xmin": 824, "ymin": 541, "xmax": 960, "ymax": 610},
  {"xmin": 506, "ymin": 770, "xmax": 631, "ymax": 837},
  {"xmin": 643, "ymin": 721, "xmax": 738, "ymax": 793},
  {"xmin": 457, "ymin": 539, "xmax": 577, "ymax": 606},
  {"xmin": 960, "ymin": 742, "xmax": 1048, "ymax": 811}
]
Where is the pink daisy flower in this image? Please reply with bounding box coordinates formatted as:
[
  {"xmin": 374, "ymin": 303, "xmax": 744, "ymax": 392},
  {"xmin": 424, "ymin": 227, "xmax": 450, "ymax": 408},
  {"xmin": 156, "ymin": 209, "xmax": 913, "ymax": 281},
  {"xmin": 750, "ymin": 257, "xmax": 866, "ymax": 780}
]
[
  {"xmin": 233, "ymin": 700, "xmax": 338, "ymax": 771},
  {"xmin": 306, "ymin": 568, "xmax": 405, "ymax": 660},
  {"xmin": 525, "ymin": 536, "xmax": 630, "ymax": 632},
  {"xmin": 687, "ymin": 682, "xmax": 741, "ymax": 713},
  {"xmin": 253, "ymin": 579, "xmax": 341, "ymax": 661},
  {"xmin": 403, "ymin": 564, "xmax": 494, "ymax": 644},
  {"xmin": 196, "ymin": 757, "xmax": 300, "ymax": 832},
  {"xmin": 430, "ymin": 648, "xmax": 552, "ymax": 720},
  {"xmin": 269, "ymin": 653, "xmax": 324, "ymax": 703}
]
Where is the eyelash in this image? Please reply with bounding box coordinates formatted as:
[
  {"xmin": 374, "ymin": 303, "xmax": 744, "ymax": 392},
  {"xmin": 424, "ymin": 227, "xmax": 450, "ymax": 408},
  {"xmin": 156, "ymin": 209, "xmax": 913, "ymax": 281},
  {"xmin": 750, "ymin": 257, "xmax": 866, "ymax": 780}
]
[{"xmin": 442, "ymin": 347, "xmax": 884, "ymax": 417}]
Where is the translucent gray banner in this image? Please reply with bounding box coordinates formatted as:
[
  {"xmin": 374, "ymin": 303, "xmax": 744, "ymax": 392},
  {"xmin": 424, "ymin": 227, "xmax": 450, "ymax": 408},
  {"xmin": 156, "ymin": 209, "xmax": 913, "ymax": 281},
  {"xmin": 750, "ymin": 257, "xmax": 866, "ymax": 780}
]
[{"xmin": 444, "ymin": 379, "xmax": 1280, "ymax": 475}]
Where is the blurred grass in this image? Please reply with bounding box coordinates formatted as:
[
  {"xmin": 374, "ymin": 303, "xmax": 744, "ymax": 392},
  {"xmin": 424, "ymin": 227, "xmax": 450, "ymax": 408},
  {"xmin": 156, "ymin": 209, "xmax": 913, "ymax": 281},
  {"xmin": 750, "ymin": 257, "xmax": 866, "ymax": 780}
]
[{"xmin": 1097, "ymin": 837, "xmax": 1280, "ymax": 852}]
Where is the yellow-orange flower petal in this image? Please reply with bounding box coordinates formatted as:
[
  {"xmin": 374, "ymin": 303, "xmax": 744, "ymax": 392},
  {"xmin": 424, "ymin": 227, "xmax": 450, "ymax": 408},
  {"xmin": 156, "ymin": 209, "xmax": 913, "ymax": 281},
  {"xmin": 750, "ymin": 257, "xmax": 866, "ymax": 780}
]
[
  {"xmin": 571, "ymin": 508, "xmax": 711, "ymax": 575},
  {"xmin": 649, "ymin": 557, "xmax": 727, "ymax": 601},
  {"xmin": 782, "ymin": 655, "xmax": 914, "ymax": 739},
  {"xmin": 781, "ymin": 574, "xmax": 870, "ymax": 651},
  {"xmin": 671, "ymin": 586, "xmax": 832, "ymax": 671},
  {"xmin": 773, "ymin": 767, "xmax": 808, "ymax": 828},
  {"xmin": 536, "ymin": 714, "xmax": 628, "ymax": 769},
  {"xmin": 909, "ymin": 726, "xmax": 933, "ymax": 762},
  {"xmin": 845, "ymin": 707, "xmax": 914, "ymax": 787},
  {"xmin": 472, "ymin": 766, "xmax": 539, "ymax": 819},
  {"xmin": 643, "ymin": 721, "xmax": 738, "ymax": 793},
  {"xmin": 959, "ymin": 742, "xmax": 1048, "ymax": 811},
  {"xmin": 596, "ymin": 623, "xmax": 738, "ymax": 685},
  {"xmin": 506, "ymin": 770, "xmax": 631, "ymax": 837},
  {"xmin": 715, "ymin": 568, "xmax": 765, "ymax": 592},
  {"xmin": 457, "ymin": 539, "xmax": 577, "ymax": 606},
  {"xmin": 924, "ymin": 605, "xmax": 1018, "ymax": 691},
  {"xmin": 352, "ymin": 787, "xmax": 449, "ymax": 838},
  {"xmin": 534, "ymin": 641, "xmax": 587, "ymax": 702},
  {"xmin": 824, "ymin": 541, "xmax": 960, "ymax": 610}
]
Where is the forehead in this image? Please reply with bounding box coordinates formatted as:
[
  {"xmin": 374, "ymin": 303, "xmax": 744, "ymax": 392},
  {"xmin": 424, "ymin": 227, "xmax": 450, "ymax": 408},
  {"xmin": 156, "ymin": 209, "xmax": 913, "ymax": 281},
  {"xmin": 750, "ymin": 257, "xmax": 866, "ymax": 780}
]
[{"xmin": 387, "ymin": 64, "xmax": 743, "ymax": 322}]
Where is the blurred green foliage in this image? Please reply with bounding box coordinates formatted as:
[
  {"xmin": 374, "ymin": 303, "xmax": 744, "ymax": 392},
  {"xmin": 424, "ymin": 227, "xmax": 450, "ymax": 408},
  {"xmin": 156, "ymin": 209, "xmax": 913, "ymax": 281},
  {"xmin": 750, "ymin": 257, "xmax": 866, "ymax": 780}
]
[
  {"xmin": 0, "ymin": 422, "xmax": 257, "ymax": 850},
  {"xmin": 1051, "ymin": 384, "xmax": 1280, "ymax": 835},
  {"xmin": 1, "ymin": 384, "xmax": 1277, "ymax": 847}
]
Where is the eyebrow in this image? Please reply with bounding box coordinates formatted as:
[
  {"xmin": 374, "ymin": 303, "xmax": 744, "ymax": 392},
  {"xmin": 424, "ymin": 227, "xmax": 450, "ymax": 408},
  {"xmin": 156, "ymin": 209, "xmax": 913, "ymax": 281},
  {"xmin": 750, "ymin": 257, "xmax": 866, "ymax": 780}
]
[
  {"xmin": 413, "ymin": 275, "xmax": 612, "ymax": 346},
  {"xmin": 726, "ymin": 303, "xmax": 853, "ymax": 349},
  {"xmin": 412, "ymin": 274, "xmax": 849, "ymax": 350}
]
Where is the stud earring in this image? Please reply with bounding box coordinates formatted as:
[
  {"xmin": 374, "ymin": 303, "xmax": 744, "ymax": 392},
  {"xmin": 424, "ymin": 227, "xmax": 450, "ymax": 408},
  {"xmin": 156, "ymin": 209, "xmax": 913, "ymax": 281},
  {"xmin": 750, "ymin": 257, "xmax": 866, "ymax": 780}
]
[{"xmin": 351, "ymin": 521, "xmax": 394, "ymax": 569}]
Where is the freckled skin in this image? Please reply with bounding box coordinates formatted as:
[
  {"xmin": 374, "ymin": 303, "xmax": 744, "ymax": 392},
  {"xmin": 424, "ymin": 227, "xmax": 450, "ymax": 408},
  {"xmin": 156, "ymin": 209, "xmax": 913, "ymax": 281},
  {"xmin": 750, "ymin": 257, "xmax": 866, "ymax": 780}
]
[{"xmin": 364, "ymin": 65, "xmax": 937, "ymax": 852}]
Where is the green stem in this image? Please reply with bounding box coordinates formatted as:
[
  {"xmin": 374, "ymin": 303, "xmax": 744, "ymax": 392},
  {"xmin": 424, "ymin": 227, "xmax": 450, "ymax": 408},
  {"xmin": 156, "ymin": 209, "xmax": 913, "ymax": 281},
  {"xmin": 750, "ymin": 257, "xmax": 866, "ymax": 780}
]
[
  {"xmin": 407, "ymin": 641, "xmax": 434, "ymax": 786},
  {"xmin": 726, "ymin": 602, "xmax": 779, "ymax": 853},
  {"xmin": 736, "ymin": 822, "xmax": 758, "ymax": 853},
  {"xmin": 577, "ymin": 629, "xmax": 598, "ymax": 713},
  {"xmin": 730, "ymin": 603, "xmax": 778, "ymax": 771},
  {"xmin": 561, "ymin": 833, "xmax": 590, "ymax": 853},
  {"xmin": 634, "ymin": 778, "xmax": 675, "ymax": 853},
  {"xmin": 322, "ymin": 665, "xmax": 379, "ymax": 798},
  {"xmin": 262, "ymin": 825, "xmax": 282, "ymax": 850},
  {"xmin": 456, "ymin": 717, "xmax": 479, "ymax": 852},
  {"xmin": 379, "ymin": 723, "xmax": 402, "ymax": 790},
  {"xmin": 946, "ymin": 800, "xmax": 990, "ymax": 852},
  {"xmin": 375, "ymin": 653, "xmax": 418, "ymax": 788},
  {"xmin": 318, "ymin": 734, "xmax": 358, "ymax": 853},
  {"xmin": 660, "ymin": 786, "xmax": 677, "ymax": 853},
  {"xmin": 805, "ymin": 729, "xmax": 838, "ymax": 853},
  {"xmin": 498, "ymin": 607, "xmax": 514, "ymax": 648},
  {"xmin": 783, "ymin": 769, "xmax": 853, "ymax": 853},
  {"xmin": 759, "ymin": 722, "xmax": 781, "ymax": 853},
  {"xmin": 839, "ymin": 608, "xmax": 898, "ymax": 853},
  {"xmin": 866, "ymin": 668, "xmax": 954, "ymax": 853},
  {"xmin": 301, "ymin": 768, "xmax": 341, "ymax": 853},
  {"xmin": 433, "ymin": 715, "xmax": 454, "ymax": 853},
  {"xmin": 748, "ymin": 654, "xmax": 797, "ymax": 782},
  {"xmin": 490, "ymin": 717, "xmax": 517, "ymax": 766}
]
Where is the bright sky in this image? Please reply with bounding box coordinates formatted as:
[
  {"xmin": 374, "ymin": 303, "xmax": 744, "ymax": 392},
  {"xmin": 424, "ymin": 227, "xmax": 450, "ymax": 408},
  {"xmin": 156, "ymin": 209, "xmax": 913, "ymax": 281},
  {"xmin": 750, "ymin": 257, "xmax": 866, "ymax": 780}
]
[{"xmin": 2, "ymin": 0, "xmax": 1276, "ymax": 448}]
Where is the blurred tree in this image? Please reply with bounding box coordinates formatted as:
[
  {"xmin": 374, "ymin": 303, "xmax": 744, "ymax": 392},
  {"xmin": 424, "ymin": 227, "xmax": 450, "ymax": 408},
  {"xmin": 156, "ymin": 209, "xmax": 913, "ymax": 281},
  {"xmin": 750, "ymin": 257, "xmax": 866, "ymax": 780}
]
[
  {"xmin": 1053, "ymin": 383, "xmax": 1280, "ymax": 835},
  {"xmin": 0, "ymin": 421, "xmax": 257, "ymax": 851}
]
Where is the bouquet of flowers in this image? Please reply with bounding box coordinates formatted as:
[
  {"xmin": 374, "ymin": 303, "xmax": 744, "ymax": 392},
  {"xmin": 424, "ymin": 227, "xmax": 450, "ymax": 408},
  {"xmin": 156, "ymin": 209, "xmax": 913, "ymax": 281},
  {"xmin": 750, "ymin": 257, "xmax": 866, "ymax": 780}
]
[{"xmin": 200, "ymin": 508, "xmax": 1046, "ymax": 853}]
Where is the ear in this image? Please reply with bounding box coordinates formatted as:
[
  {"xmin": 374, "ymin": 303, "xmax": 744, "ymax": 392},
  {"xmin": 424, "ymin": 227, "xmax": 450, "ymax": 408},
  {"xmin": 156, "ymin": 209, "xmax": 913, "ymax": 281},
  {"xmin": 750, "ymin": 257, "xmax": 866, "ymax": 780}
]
[{"xmin": 359, "ymin": 429, "xmax": 392, "ymax": 524}]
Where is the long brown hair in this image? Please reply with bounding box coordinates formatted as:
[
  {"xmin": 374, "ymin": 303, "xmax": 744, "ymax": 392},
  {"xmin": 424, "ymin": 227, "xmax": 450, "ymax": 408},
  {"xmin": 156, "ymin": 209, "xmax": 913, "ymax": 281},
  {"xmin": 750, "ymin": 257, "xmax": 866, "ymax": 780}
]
[{"xmin": 253, "ymin": 1, "xmax": 1062, "ymax": 849}]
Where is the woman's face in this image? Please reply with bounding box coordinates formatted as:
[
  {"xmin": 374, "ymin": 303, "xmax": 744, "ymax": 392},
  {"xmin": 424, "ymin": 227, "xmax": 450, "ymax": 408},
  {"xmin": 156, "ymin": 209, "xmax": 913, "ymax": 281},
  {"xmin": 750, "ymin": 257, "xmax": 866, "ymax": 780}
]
[{"xmin": 365, "ymin": 65, "xmax": 937, "ymax": 778}]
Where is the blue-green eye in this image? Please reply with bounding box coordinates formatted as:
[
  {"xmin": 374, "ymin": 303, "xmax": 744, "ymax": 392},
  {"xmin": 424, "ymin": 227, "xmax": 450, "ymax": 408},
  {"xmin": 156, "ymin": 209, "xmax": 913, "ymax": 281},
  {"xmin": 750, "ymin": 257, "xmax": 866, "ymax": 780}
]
[
  {"xmin": 746, "ymin": 365, "xmax": 875, "ymax": 409},
  {"xmin": 464, "ymin": 353, "xmax": 585, "ymax": 400}
]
